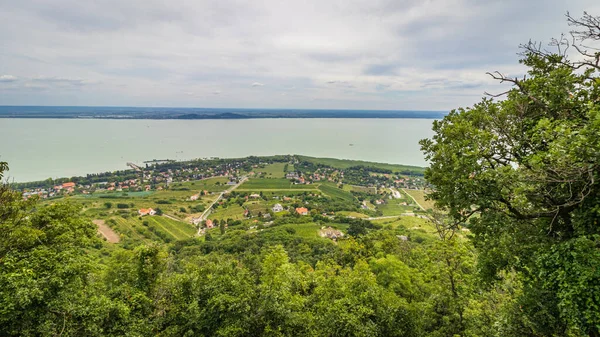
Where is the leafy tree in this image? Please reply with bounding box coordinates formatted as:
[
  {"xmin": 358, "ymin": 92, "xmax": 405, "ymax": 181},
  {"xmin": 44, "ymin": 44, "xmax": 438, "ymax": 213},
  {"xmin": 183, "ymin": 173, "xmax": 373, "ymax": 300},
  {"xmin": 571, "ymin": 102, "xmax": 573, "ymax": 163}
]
[
  {"xmin": 420, "ymin": 12, "xmax": 600, "ymax": 336},
  {"xmin": 0, "ymin": 163, "xmax": 108, "ymax": 336}
]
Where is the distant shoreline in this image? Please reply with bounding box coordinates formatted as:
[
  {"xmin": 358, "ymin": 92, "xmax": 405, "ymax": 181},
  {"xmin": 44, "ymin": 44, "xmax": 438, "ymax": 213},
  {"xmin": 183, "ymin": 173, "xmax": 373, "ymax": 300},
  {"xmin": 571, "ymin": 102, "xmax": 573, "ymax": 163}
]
[{"xmin": 0, "ymin": 106, "xmax": 447, "ymax": 120}]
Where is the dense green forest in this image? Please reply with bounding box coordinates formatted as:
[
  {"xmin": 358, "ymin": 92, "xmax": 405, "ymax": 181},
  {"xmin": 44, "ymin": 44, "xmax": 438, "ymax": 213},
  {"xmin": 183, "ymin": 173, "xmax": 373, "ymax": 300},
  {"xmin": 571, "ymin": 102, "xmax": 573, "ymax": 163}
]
[{"xmin": 1, "ymin": 13, "xmax": 600, "ymax": 336}]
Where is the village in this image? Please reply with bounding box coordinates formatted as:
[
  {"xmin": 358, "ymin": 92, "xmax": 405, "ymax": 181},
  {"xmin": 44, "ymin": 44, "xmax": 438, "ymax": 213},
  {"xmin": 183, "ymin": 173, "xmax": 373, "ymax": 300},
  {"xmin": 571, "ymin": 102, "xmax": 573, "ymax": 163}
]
[{"xmin": 16, "ymin": 155, "xmax": 432, "ymax": 246}]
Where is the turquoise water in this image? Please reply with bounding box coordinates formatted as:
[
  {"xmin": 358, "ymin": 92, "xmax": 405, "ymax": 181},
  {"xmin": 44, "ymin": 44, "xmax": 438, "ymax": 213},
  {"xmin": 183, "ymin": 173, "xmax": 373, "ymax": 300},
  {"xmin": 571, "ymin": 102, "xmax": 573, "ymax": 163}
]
[{"xmin": 0, "ymin": 118, "xmax": 435, "ymax": 182}]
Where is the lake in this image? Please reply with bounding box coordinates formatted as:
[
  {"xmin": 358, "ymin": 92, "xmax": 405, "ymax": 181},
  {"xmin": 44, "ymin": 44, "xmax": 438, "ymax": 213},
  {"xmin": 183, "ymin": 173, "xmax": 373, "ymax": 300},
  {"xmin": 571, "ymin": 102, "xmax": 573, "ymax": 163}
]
[{"xmin": 0, "ymin": 118, "xmax": 435, "ymax": 182}]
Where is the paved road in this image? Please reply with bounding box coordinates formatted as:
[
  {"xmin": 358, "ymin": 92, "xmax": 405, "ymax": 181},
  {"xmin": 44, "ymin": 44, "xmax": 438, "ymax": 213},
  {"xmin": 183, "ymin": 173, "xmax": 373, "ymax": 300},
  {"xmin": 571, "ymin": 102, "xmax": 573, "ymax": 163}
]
[{"xmin": 196, "ymin": 176, "xmax": 247, "ymax": 235}]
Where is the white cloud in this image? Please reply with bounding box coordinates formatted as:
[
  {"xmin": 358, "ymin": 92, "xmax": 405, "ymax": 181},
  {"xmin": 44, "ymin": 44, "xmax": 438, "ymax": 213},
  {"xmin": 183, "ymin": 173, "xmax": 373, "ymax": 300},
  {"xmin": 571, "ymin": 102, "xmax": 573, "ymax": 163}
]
[
  {"xmin": 0, "ymin": 75, "xmax": 18, "ymax": 82},
  {"xmin": 251, "ymin": 82, "xmax": 265, "ymax": 87}
]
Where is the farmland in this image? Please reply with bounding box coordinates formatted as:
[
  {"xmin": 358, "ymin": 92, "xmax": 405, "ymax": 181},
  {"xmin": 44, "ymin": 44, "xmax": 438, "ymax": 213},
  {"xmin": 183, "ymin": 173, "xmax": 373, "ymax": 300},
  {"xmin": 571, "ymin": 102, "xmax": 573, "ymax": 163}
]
[
  {"xmin": 237, "ymin": 178, "xmax": 317, "ymax": 190},
  {"xmin": 317, "ymin": 183, "xmax": 355, "ymax": 202},
  {"xmin": 403, "ymin": 189, "xmax": 436, "ymax": 210}
]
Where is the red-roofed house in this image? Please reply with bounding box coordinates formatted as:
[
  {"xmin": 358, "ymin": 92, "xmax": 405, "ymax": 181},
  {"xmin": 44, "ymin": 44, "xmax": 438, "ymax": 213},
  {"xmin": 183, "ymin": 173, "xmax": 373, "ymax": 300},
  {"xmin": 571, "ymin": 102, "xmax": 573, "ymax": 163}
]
[
  {"xmin": 62, "ymin": 182, "xmax": 75, "ymax": 188},
  {"xmin": 205, "ymin": 219, "xmax": 214, "ymax": 229},
  {"xmin": 138, "ymin": 208, "xmax": 156, "ymax": 216},
  {"xmin": 295, "ymin": 207, "xmax": 309, "ymax": 216}
]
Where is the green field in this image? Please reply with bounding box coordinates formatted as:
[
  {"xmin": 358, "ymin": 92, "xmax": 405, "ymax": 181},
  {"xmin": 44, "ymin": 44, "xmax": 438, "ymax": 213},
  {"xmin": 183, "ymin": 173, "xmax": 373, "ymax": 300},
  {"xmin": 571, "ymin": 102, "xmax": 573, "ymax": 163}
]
[
  {"xmin": 210, "ymin": 204, "xmax": 245, "ymax": 221},
  {"xmin": 253, "ymin": 163, "xmax": 287, "ymax": 178},
  {"xmin": 238, "ymin": 178, "xmax": 317, "ymax": 190},
  {"xmin": 277, "ymin": 222, "xmax": 349, "ymax": 239},
  {"xmin": 173, "ymin": 177, "xmax": 231, "ymax": 192},
  {"xmin": 298, "ymin": 155, "xmax": 425, "ymax": 174},
  {"xmin": 343, "ymin": 184, "xmax": 377, "ymax": 194},
  {"xmin": 109, "ymin": 215, "xmax": 196, "ymax": 243},
  {"xmin": 318, "ymin": 183, "xmax": 355, "ymax": 202},
  {"xmin": 377, "ymin": 202, "xmax": 415, "ymax": 216}
]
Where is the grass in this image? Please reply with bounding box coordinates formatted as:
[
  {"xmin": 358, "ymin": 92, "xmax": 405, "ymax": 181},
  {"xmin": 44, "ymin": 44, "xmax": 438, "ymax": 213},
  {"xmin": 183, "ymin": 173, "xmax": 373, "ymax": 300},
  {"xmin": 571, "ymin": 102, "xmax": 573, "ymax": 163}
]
[
  {"xmin": 298, "ymin": 155, "xmax": 425, "ymax": 174},
  {"xmin": 337, "ymin": 211, "xmax": 368, "ymax": 218},
  {"xmin": 173, "ymin": 177, "xmax": 231, "ymax": 192},
  {"xmin": 210, "ymin": 204, "xmax": 245, "ymax": 221},
  {"xmin": 254, "ymin": 163, "xmax": 287, "ymax": 178},
  {"xmin": 147, "ymin": 216, "xmax": 196, "ymax": 240},
  {"xmin": 318, "ymin": 183, "xmax": 355, "ymax": 202},
  {"xmin": 377, "ymin": 202, "xmax": 415, "ymax": 216},
  {"xmin": 238, "ymin": 178, "xmax": 317, "ymax": 190},
  {"xmin": 403, "ymin": 189, "xmax": 436, "ymax": 210},
  {"xmin": 343, "ymin": 184, "xmax": 377, "ymax": 194}
]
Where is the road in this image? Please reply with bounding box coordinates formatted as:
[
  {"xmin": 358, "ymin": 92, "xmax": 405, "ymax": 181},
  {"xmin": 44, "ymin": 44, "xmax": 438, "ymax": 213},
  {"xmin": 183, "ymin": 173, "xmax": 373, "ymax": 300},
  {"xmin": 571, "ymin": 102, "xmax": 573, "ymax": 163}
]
[{"xmin": 196, "ymin": 176, "xmax": 247, "ymax": 235}]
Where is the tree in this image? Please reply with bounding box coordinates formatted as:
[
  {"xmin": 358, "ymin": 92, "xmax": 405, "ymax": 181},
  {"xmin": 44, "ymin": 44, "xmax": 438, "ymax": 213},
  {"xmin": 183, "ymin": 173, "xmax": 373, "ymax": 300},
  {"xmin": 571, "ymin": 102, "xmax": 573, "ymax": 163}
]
[
  {"xmin": 0, "ymin": 163, "xmax": 109, "ymax": 336},
  {"xmin": 104, "ymin": 201, "xmax": 113, "ymax": 209},
  {"xmin": 420, "ymin": 12, "xmax": 600, "ymax": 336}
]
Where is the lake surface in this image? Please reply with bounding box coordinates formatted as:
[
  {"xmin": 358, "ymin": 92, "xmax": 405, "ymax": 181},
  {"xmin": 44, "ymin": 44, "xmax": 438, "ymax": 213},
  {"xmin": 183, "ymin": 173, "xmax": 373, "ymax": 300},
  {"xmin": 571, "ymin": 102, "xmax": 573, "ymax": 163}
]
[{"xmin": 0, "ymin": 118, "xmax": 435, "ymax": 182}]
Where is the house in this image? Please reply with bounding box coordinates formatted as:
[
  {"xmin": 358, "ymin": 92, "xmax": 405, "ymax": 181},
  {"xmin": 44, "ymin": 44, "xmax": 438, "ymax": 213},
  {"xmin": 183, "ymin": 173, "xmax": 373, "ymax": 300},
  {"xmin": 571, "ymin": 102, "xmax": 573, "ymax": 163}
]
[
  {"xmin": 244, "ymin": 209, "xmax": 249, "ymax": 217},
  {"xmin": 319, "ymin": 227, "xmax": 344, "ymax": 240},
  {"xmin": 374, "ymin": 199, "xmax": 385, "ymax": 205},
  {"xmin": 138, "ymin": 208, "xmax": 156, "ymax": 216},
  {"xmin": 272, "ymin": 203, "xmax": 284, "ymax": 212},
  {"xmin": 295, "ymin": 207, "xmax": 309, "ymax": 216},
  {"xmin": 249, "ymin": 193, "xmax": 261, "ymax": 198},
  {"xmin": 191, "ymin": 217, "xmax": 202, "ymax": 225},
  {"xmin": 190, "ymin": 193, "xmax": 200, "ymax": 201},
  {"xmin": 205, "ymin": 219, "xmax": 214, "ymax": 229},
  {"xmin": 62, "ymin": 182, "xmax": 76, "ymax": 189},
  {"xmin": 286, "ymin": 172, "xmax": 299, "ymax": 179}
]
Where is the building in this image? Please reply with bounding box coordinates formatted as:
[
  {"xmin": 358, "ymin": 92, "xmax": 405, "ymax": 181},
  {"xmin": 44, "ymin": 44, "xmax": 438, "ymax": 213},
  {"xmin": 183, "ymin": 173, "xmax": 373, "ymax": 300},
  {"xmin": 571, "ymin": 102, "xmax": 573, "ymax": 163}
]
[
  {"xmin": 205, "ymin": 219, "xmax": 214, "ymax": 229},
  {"xmin": 295, "ymin": 207, "xmax": 309, "ymax": 216},
  {"xmin": 138, "ymin": 208, "xmax": 156, "ymax": 216},
  {"xmin": 62, "ymin": 182, "xmax": 76, "ymax": 189},
  {"xmin": 190, "ymin": 193, "xmax": 200, "ymax": 201},
  {"xmin": 249, "ymin": 193, "xmax": 261, "ymax": 198},
  {"xmin": 272, "ymin": 203, "xmax": 284, "ymax": 212},
  {"xmin": 319, "ymin": 226, "xmax": 344, "ymax": 240}
]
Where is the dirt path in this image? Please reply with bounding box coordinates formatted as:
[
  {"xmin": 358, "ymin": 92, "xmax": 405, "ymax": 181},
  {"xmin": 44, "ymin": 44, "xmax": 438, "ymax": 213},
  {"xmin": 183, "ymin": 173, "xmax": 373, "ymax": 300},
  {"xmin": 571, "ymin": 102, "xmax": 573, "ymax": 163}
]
[
  {"xmin": 402, "ymin": 188, "xmax": 425, "ymax": 210},
  {"xmin": 93, "ymin": 219, "xmax": 120, "ymax": 243}
]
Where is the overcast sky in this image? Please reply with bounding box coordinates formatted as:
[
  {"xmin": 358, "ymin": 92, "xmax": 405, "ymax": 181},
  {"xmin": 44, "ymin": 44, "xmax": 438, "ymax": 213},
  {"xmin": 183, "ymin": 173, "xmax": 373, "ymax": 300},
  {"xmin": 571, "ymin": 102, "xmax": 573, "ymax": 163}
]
[{"xmin": 0, "ymin": 0, "xmax": 598, "ymax": 110}]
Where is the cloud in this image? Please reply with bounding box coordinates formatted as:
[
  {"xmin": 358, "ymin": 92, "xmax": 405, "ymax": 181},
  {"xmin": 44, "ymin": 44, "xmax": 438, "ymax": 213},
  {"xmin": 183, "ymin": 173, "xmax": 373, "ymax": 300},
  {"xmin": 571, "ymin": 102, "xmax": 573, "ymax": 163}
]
[
  {"xmin": 0, "ymin": 75, "xmax": 18, "ymax": 82},
  {"xmin": 0, "ymin": 0, "xmax": 598, "ymax": 109},
  {"xmin": 31, "ymin": 76, "xmax": 93, "ymax": 86}
]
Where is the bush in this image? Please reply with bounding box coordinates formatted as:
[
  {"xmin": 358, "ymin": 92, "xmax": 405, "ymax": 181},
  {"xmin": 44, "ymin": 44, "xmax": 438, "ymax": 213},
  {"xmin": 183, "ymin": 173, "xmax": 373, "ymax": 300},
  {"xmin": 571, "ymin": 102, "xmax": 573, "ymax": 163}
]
[
  {"xmin": 116, "ymin": 203, "xmax": 129, "ymax": 209},
  {"xmin": 156, "ymin": 200, "xmax": 172, "ymax": 204}
]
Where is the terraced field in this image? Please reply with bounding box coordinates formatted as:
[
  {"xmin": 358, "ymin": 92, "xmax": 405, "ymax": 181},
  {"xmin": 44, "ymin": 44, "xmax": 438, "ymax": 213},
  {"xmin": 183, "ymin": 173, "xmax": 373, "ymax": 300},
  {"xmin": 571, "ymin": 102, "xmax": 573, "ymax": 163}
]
[{"xmin": 109, "ymin": 215, "xmax": 196, "ymax": 243}]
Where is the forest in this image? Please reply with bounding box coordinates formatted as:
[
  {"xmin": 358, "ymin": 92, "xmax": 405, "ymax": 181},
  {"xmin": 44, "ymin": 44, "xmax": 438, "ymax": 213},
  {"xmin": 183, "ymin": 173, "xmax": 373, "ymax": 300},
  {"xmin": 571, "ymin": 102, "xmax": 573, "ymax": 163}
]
[{"xmin": 1, "ymin": 12, "xmax": 600, "ymax": 337}]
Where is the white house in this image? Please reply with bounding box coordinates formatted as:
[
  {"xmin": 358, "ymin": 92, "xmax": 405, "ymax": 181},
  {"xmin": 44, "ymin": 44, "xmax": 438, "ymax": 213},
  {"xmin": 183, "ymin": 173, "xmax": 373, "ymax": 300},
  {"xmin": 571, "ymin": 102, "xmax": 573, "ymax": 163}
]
[{"xmin": 272, "ymin": 203, "xmax": 284, "ymax": 212}]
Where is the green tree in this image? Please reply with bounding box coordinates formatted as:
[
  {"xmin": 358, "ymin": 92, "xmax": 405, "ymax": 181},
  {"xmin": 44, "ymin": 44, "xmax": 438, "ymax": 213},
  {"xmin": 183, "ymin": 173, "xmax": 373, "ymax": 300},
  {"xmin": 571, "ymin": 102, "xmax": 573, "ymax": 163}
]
[
  {"xmin": 420, "ymin": 12, "xmax": 600, "ymax": 336},
  {"xmin": 0, "ymin": 163, "xmax": 109, "ymax": 336}
]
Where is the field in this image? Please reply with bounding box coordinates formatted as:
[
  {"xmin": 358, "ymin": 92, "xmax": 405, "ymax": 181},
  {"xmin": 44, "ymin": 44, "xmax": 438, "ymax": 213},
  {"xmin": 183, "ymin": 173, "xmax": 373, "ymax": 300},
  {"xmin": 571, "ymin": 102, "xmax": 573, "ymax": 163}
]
[
  {"xmin": 210, "ymin": 204, "xmax": 246, "ymax": 221},
  {"xmin": 172, "ymin": 176, "xmax": 231, "ymax": 192},
  {"xmin": 277, "ymin": 222, "xmax": 349, "ymax": 239},
  {"xmin": 108, "ymin": 214, "xmax": 196, "ymax": 243},
  {"xmin": 253, "ymin": 163, "xmax": 288, "ymax": 178},
  {"xmin": 402, "ymin": 189, "xmax": 436, "ymax": 210},
  {"xmin": 238, "ymin": 178, "xmax": 317, "ymax": 190},
  {"xmin": 343, "ymin": 184, "xmax": 377, "ymax": 194},
  {"xmin": 377, "ymin": 201, "xmax": 415, "ymax": 216},
  {"xmin": 317, "ymin": 183, "xmax": 355, "ymax": 202},
  {"xmin": 298, "ymin": 155, "xmax": 425, "ymax": 174}
]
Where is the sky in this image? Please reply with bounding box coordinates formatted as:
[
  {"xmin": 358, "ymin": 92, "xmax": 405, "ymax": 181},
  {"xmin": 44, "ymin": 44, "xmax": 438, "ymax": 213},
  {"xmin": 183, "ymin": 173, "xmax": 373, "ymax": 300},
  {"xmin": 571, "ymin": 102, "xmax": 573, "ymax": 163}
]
[{"xmin": 0, "ymin": 0, "xmax": 598, "ymax": 110}]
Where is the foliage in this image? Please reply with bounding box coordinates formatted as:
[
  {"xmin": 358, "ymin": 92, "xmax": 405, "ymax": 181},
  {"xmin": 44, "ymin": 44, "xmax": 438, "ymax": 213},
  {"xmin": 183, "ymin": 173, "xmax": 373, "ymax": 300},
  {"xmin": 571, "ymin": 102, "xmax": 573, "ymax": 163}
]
[{"xmin": 420, "ymin": 12, "xmax": 600, "ymax": 336}]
